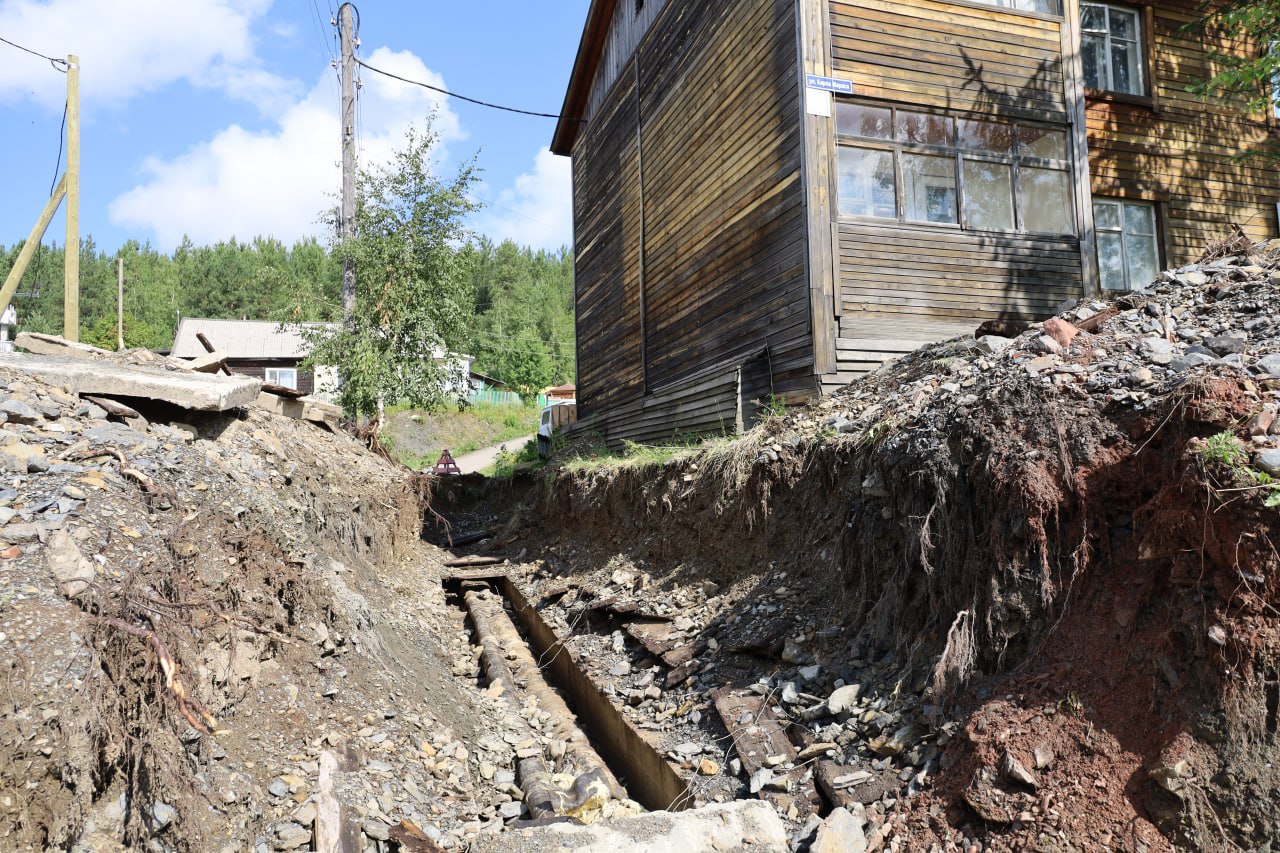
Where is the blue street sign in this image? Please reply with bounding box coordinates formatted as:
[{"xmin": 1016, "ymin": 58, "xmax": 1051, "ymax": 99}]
[{"xmin": 805, "ymin": 74, "xmax": 854, "ymax": 94}]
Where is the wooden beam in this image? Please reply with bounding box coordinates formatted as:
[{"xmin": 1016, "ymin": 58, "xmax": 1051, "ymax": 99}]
[
  {"xmin": 798, "ymin": 0, "xmax": 838, "ymax": 378},
  {"xmin": 1061, "ymin": 0, "xmax": 1100, "ymax": 297},
  {"xmin": 0, "ymin": 175, "xmax": 67, "ymax": 321},
  {"xmin": 64, "ymin": 54, "xmax": 80, "ymax": 341}
]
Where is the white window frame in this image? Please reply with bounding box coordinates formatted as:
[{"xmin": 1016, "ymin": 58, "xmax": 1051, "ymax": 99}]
[
  {"xmin": 1081, "ymin": 3, "xmax": 1145, "ymax": 95},
  {"xmin": 264, "ymin": 367, "xmax": 298, "ymax": 389},
  {"xmin": 1094, "ymin": 198, "xmax": 1160, "ymax": 291}
]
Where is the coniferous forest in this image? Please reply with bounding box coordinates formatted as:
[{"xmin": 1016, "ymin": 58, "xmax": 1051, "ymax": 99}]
[{"xmin": 0, "ymin": 235, "xmax": 575, "ymax": 392}]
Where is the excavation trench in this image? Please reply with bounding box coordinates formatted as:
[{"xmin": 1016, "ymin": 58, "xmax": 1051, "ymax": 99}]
[{"xmin": 446, "ymin": 571, "xmax": 690, "ymax": 818}]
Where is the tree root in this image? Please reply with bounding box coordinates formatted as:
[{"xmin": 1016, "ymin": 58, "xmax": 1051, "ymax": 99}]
[{"xmin": 91, "ymin": 616, "xmax": 221, "ymax": 735}]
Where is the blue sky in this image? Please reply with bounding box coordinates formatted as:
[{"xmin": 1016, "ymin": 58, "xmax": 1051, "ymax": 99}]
[{"xmin": 0, "ymin": 0, "xmax": 589, "ymax": 254}]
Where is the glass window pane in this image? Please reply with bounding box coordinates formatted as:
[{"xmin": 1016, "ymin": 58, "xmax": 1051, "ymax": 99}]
[
  {"xmin": 1109, "ymin": 7, "xmax": 1137, "ymax": 40},
  {"xmin": 1093, "ymin": 200, "xmax": 1121, "ymax": 230},
  {"xmin": 902, "ymin": 154, "xmax": 957, "ymax": 224},
  {"xmin": 1021, "ymin": 167, "xmax": 1074, "ymax": 233},
  {"xmin": 1013, "ymin": 0, "xmax": 1061, "ymax": 13},
  {"xmin": 957, "ymin": 119, "xmax": 1013, "ymax": 153},
  {"xmin": 1081, "ymin": 3, "xmax": 1106, "ymax": 31},
  {"xmin": 962, "ymin": 160, "xmax": 1015, "ymax": 230},
  {"xmin": 837, "ymin": 146, "xmax": 896, "ymax": 218},
  {"xmin": 1018, "ymin": 126, "xmax": 1067, "ymax": 160},
  {"xmin": 896, "ymin": 111, "xmax": 955, "ymax": 146},
  {"xmin": 1111, "ymin": 40, "xmax": 1139, "ymax": 94},
  {"xmin": 1123, "ymin": 202, "xmax": 1155, "ymax": 235},
  {"xmin": 1097, "ymin": 232, "xmax": 1126, "ymax": 290},
  {"xmin": 836, "ymin": 104, "xmax": 892, "ymax": 139},
  {"xmin": 1082, "ymin": 34, "xmax": 1105, "ymax": 88},
  {"xmin": 1125, "ymin": 232, "xmax": 1158, "ymax": 288}
]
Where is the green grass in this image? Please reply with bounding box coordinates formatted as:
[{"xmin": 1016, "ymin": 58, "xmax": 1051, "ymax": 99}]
[{"xmin": 382, "ymin": 402, "xmax": 538, "ymax": 470}]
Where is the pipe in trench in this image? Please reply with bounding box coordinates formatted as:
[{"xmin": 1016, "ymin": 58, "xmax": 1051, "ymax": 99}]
[{"xmin": 461, "ymin": 585, "xmax": 627, "ymax": 819}]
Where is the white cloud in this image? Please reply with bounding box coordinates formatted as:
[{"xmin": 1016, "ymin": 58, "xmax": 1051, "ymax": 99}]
[
  {"xmin": 0, "ymin": 0, "xmax": 283, "ymax": 111},
  {"xmin": 471, "ymin": 148, "xmax": 572, "ymax": 250},
  {"xmin": 107, "ymin": 46, "xmax": 461, "ymax": 249}
]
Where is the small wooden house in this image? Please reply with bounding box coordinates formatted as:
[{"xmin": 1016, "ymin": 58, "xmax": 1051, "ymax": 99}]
[
  {"xmin": 172, "ymin": 318, "xmax": 336, "ymax": 395},
  {"xmin": 552, "ymin": 0, "xmax": 1280, "ymax": 443}
]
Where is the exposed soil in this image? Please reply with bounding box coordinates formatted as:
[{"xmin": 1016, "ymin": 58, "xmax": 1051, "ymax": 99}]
[
  {"xmin": 489, "ymin": 249, "xmax": 1280, "ymax": 850},
  {"xmin": 4, "ymin": 245, "xmax": 1280, "ymax": 852}
]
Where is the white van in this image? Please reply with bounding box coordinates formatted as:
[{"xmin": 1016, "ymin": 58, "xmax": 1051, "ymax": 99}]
[{"xmin": 537, "ymin": 401, "xmax": 577, "ymax": 458}]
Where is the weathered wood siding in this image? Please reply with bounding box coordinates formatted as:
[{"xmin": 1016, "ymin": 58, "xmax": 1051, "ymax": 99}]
[
  {"xmin": 587, "ymin": 0, "xmax": 671, "ymax": 121},
  {"xmin": 1086, "ymin": 1, "xmax": 1280, "ymax": 262},
  {"xmin": 229, "ymin": 358, "xmax": 315, "ymax": 395},
  {"xmin": 570, "ymin": 0, "xmax": 811, "ymax": 432},
  {"xmin": 830, "ymin": 0, "xmax": 1069, "ymax": 123},
  {"xmin": 838, "ymin": 225, "xmax": 1083, "ymax": 320},
  {"xmin": 639, "ymin": 0, "xmax": 810, "ymax": 394},
  {"xmin": 573, "ymin": 71, "xmax": 645, "ymax": 418},
  {"xmin": 823, "ymin": 0, "xmax": 1083, "ymax": 381}
]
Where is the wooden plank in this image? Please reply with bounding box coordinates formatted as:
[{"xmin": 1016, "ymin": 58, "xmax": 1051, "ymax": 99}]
[{"xmin": 711, "ymin": 687, "xmax": 821, "ymax": 818}]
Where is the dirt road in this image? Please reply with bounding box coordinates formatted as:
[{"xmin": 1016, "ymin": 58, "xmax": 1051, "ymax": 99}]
[{"xmin": 453, "ymin": 434, "xmax": 535, "ymax": 473}]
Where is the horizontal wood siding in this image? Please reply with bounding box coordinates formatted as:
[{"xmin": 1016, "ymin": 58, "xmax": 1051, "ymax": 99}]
[
  {"xmin": 838, "ymin": 224, "xmax": 1083, "ymax": 321},
  {"xmin": 1086, "ymin": 0, "xmax": 1280, "ymax": 264},
  {"xmin": 573, "ymin": 71, "xmax": 645, "ymax": 419},
  {"xmin": 579, "ymin": 362, "xmax": 745, "ymax": 447},
  {"xmin": 229, "ymin": 358, "xmax": 314, "ymax": 395},
  {"xmin": 638, "ymin": 0, "xmax": 812, "ymax": 397},
  {"xmin": 830, "ymin": 0, "xmax": 1068, "ymax": 122}
]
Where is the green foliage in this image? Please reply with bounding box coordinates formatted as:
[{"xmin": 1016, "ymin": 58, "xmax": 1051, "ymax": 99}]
[
  {"xmin": 1189, "ymin": 1, "xmax": 1280, "ymax": 159},
  {"xmin": 299, "ymin": 124, "xmax": 478, "ymax": 422},
  {"xmin": 490, "ymin": 438, "xmax": 540, "ymax": 479},
  {"xmin": 0, "ymin": 235, "xmax": 342, "ymax": 349},
  {"xmin": 463, "ymin": 238, "xmax": 574, "ymax": 397},
  {"xmin": 1196, "ymin": 430, "xmax": 1280, "ymax": 506},
  {"xmin": 381, "ymin": 401, "xmax": 538, "ymax": 469},
  {"xmin": 1197, "ymin": 431, "xmax": 1249, "ymax": 467}
]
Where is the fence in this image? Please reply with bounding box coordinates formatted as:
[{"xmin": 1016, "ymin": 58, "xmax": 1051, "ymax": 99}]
[{"xmin": 466, "ymin": 388, "xmax": 550, "ymax": 409}]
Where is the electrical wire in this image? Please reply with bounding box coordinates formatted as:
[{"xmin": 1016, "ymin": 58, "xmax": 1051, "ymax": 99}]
[
  {"xmin": 354, "ymin": 56, "xmax": 572, "ymax": 120},
  {"xmin": 50, "ymin": 100, "xmax": 67, "ymax": 196},
  {"xmin": 0, "ymin": 34, "xmax": 68, "ymax": 70}
]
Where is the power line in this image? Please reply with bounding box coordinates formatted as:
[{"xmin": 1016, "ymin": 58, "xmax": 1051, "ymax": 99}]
[
  {"xmin": 0, "ymin": 34, "xmax": 68, "ymax": 71},
  {"xmin": 50, "ymin": 100, "xmax": 67, "ymax": 196},
  {"xmin": 354, "ymin": 55, "xmax": 571, "ymax": 120}
]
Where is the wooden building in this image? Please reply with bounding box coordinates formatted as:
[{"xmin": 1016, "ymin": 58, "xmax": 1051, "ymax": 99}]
[
  {"xmin": 172, "ymin": 318, "xmax": 335, "ymax": 396},
  {"xmin": 551, "ymin": 0, "xmax": 1280, "ymax": 443}
]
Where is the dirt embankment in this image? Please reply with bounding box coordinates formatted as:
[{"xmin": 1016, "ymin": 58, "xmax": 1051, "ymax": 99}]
[
  {"xmin": 514, "ymin": 248, "xmax": 1280, "ymax": 850},
  {"xmin": 0, "ymin": 372, "xmax": 526, "ymax": 852}
]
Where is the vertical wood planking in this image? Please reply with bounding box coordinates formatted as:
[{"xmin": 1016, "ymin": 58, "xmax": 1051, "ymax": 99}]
[{"xmin": 799, "ymin": 0, "xmax": 838, "ymax": 376}]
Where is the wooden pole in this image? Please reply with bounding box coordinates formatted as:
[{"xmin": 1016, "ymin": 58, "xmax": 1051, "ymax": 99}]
[
  {"xmin": 64, "ymin": 54, "xmax": 81, "ymax": 341},
  {"xmin": 0, "ymin": 175, "xmax": 67, "ymax": 321},
  {"xmin": 117, "ymin": 258, "xmax": 124, "ymax": 350},
  {"xmin": 339, "ymin": 4, "xmax": 356, "ymax": 319}
]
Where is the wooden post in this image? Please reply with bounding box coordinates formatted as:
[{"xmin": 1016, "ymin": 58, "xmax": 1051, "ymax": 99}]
[
  {"xmin": 64, "ymin": 54, "xmax": 81, "ymax": 341},
  {"xmin": 339, "ymin": 4, "xmax": 357, "ymax": 319},
  {"xmin": 117, "ymin": 258, "xmax": 124, "ymax": 350},
  {"xmin": 0, "ymin": 175, "xmax": 67, "ymax": 321}
]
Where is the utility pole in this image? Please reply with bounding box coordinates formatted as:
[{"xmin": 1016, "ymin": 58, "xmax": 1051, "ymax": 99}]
[
  {"xmin": 339, "ymin": 4, "xmax": 357, "ymax": 319},
  {"xmin": 116, "ymin": 258, "xmax": 124, "ymax": 350},
  {"xmin": 64, "ymin": 54, "xmax": 80, "ymax": 341}
]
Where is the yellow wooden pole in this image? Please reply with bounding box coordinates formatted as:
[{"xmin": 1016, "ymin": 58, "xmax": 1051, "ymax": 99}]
[
  {"xmin": 0, "ymin": 176, "xmax": 67, "ymax": 321},
  {"xmin": 64, "ymin": 54, "xmax": 80, "ymax": 341}
]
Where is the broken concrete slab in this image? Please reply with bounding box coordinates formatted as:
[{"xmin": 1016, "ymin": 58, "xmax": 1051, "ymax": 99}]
[
  {"xmin": 14, "ymin": 332, "xmax": 112, "ymax": 359},
  {"xmin": 0, "ymin": 352, "xmax": 261, "ymax": 412},
  {"xmin": 255, "ymin": 391, "xmax": 341, "ymax": 428},
  {"xmin": 469, "ymin": 801, "xmax": 788, "ymax": 853}
]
